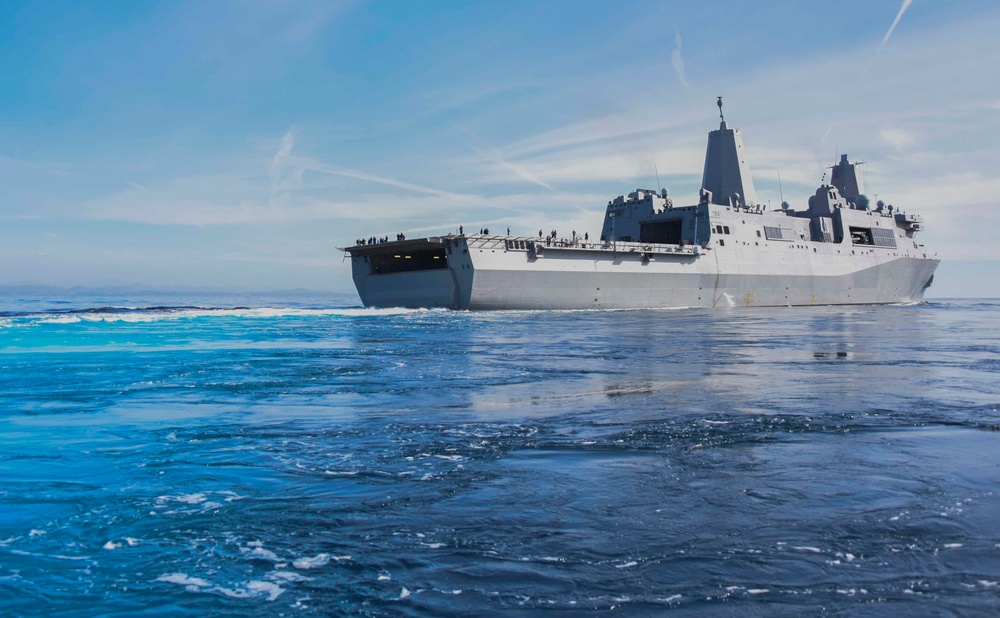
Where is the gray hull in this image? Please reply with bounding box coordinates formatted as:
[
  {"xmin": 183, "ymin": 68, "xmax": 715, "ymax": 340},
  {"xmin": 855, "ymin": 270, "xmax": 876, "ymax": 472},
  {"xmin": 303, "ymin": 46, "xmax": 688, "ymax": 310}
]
[{"xmin": 350, "ymin": 235, "xmax": 939, "ymax": 310}]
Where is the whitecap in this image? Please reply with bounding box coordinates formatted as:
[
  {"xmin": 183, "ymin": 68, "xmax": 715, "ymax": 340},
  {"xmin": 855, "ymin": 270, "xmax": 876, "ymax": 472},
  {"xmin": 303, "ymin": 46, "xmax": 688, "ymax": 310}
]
[
  {"xmin": 103, "ymin": 541, "xmax": 122, "ymax": 550},
  {"xmin": 400, "ymin": 587, "xmax": 411, "ymax": 599}
]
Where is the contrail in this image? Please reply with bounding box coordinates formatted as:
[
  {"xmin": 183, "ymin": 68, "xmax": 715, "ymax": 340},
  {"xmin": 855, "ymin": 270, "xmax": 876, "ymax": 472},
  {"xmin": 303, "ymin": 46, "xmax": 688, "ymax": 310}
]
[
  {"xmin": 671, "ymin": 28, "xmax": 689, "ymax": 91},
  {"xmin": 882, "ymin": 0, "xmax": 914, "ymax": 47},
  {"xmin": 468, "ymin": 140, "xmax": 555, "ymax": 192},
  {"xmin": 859, "ymin": 0, "xmax": 913, "ymax": 81},
  {"xmin": 288, "ymin": 154, "xmax": 471, "ymax": 200}
]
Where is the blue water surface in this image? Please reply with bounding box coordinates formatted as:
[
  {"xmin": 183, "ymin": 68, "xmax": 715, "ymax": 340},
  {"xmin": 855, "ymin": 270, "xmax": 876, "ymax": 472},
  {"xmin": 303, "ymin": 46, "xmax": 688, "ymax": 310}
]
[{"xmin": 1, "ymin": 292, "xmax": 998, "ymax": 616}]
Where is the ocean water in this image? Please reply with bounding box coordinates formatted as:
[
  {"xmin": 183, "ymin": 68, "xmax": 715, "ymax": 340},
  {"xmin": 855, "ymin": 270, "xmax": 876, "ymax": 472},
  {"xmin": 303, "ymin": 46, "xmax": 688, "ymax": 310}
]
[{"xmin": 1, "ymin": 292, "xmax": 998, "ymax": 617}]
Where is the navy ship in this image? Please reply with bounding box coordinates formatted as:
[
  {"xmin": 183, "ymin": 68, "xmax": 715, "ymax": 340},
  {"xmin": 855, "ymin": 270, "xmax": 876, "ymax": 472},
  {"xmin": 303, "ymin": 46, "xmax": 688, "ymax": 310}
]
[{"xmin": 343, "ymin": 100, "xmax": 938, "ymax": 310}]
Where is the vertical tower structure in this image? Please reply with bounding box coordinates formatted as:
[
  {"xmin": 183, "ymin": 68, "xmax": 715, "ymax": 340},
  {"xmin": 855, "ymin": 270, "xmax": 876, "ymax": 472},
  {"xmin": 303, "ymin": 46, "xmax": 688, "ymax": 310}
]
[
  {"xmin": 701, "ymin": 99, "xmax": 757, "ymax": 208},
  {"xmin": 830, "ymin": 154, "xmax": 865, "ymax": 201}
]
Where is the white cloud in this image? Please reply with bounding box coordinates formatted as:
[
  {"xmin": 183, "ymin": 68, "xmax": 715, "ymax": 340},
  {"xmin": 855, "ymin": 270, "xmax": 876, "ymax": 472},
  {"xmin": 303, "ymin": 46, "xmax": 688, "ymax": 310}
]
[{"xmin": 878, "ymin": 128, "xmax": 917, "ymax": 151}]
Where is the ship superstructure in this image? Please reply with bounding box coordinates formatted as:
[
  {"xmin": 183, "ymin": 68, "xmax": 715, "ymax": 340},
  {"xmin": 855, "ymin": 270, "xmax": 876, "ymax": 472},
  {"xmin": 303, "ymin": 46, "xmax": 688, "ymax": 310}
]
[{"xmin": 343, "ymin": 102, "xmax": 938, "ymax": 310}]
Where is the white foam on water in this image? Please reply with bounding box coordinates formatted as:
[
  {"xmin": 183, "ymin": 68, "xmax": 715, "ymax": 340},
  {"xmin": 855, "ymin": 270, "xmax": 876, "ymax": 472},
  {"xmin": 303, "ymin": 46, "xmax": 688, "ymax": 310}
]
[
  {"xmin": 154, "ymin": 491, "xmax": 240, "ymax": 514},
  {"xmin": 36, "ymin": 315, "xmax": 82, "ymax": 324},
  {"xmin": 29, "ymin": 530, "xmax": 46, "ymax": 537},
  {"xmin": 213, "ymin": 586, "xmax": 253, "ymax": 599},
  {"xmin": 245, "ymin": 546, "xmax": 280, "ymax": 561},
  {"xmin": 793, "ymin": 546, "xmax": 822, "ymax": 553},
  {"xmin": 399, "ymin": 587, "xmax": 411, "ymax": 599},
  {"xmin": 747, "ymin": 589, "xmax": 769, "ymax": 595},
  {"xmin": 156, "ymin": 573, "xmax": 210, "ymax": 588},
  {"xmin": 292, "ymin": 553, "xmax": 330, "ymax": 569},
  {"xmin": 268, "ymin": 571, "xmax": 312, "ymax": 583},
  {"xmin": 11, "ymin": 550, "xmax": 91, "ymax": 561},
  {"xmin": 658, "ymin": 594, "xmax": 682, "ymax": 603},
  {"xmin": 11, "ymin": 305, "xmax": 434, "ymax": 330},
  {"xmin": 378, "ymin": 574, "xmax": 391, "ymax": 581},
  {"xmin": 944, "ymin": 543, "xmax": 963, "ymax": 549},
  {"xmin": 615, "ymin": 561, "xmax": 638, "ymax": 569},
  {"xmin": 246, "ymin": 580, "xmax": 284, "ymax": 601},
  {"xmin": 158, "ymin": 573, "xmax": 284, "ymax": 602},
  {"xmin": 103, "ymin": 541, "xmax": 122, "ymax": 550}
]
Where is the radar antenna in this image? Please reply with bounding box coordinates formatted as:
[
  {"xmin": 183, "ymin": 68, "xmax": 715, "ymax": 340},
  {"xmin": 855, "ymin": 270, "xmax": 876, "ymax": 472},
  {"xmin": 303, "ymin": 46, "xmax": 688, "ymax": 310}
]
[{"xmin": 717, "ymin": 96, "xmax": 724, "ymax": 122}]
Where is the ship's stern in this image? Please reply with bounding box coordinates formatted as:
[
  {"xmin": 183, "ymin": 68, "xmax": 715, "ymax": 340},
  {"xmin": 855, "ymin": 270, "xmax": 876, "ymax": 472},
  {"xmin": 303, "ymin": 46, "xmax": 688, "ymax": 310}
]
[{"xmin": 347, "ymin": 237, "xmax": 468, "ymax": 309}]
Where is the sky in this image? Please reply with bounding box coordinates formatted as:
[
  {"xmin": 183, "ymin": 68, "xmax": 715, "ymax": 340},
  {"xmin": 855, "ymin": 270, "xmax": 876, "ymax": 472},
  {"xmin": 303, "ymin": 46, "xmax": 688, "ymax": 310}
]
[{"xmin": 1, "ymin": 0, "xmax": 998, "ymax": 296}]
